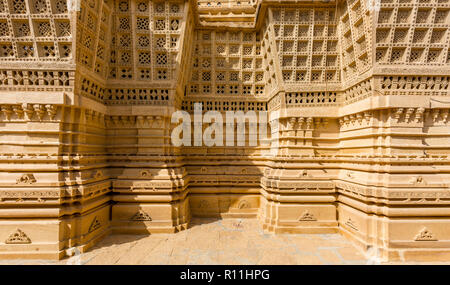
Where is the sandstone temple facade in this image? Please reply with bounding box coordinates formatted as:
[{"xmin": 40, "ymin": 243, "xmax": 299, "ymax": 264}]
[{"xmin": 0, "ymin": 0, "xmax": 449, "ymax": 262}]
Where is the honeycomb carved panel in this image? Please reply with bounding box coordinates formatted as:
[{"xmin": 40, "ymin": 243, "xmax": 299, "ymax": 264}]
[
  {"xmin": 188, "ymin": 30, "xmax": 265, "ymax": 98},
  {"xmin": 107, "ymin": 0, "xmax": 185, "ymax": 82},
  {"xmin": 339, "ymin": 0, "xmax": 373, "ymax": 82},
  {"xmin": 375, "ymin": 0, "xmax": 450, "ymax": 66},
  {"xmin": 271, "ymin": 7, "xmax": 341, "ymax": 84}
]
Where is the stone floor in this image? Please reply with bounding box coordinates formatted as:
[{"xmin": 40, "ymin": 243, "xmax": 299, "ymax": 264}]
[{"xmin": 0, "ymin": 218, "xmax": 375, "ymax": 265}]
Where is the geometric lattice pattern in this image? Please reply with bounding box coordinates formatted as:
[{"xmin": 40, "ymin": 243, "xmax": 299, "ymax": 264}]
[
  {"xmin": 107, "ymin": 0, "xmax": 183, "ymax": 81},
  {"xmin": 0, "ymin": 0, "xmax": 450, "ymax": 263},
  {"xmin": 188, "ymin": 30, "xmax": 265, "ymax": 97},
  {"xmin": 375, "ymin": 0, "xmax": 450, "ymax": 66},
  {"xmin": 271, "ymin": 7, "xmax": 341, "ymax": 84},
  {"xmin": 0, "ymin": 0, "xmax": 71, "ymax": 60},
  {"xmin": 77, "ymin": 0, "xmax": 112, "ymax": 77},
  {"xmin": 339, "ymin": 0, "xmax": 372, "ymax": 81}
]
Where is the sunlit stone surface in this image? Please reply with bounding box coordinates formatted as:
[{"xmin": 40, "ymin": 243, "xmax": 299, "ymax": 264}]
[{"xmin": 0, "ymin": 0, "xmax": 449, "ymax": 262}]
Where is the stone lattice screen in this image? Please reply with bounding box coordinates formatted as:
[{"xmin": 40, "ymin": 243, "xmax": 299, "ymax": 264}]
[
  {"xmin": 187, "ymin": 30, "xmax": 265, "ymax": 98},
  {"xmin": 260, "ymin": 12, "xmax": 281, "ymax": 98},
  {"xmin": 0, "ymin": 0, "xmax": 71, "ymax": 61},
  {"xmin": 76, "ymin": 0, "xmax": 112, "ymax": 80},
  {"xmin": 0, "ymin": 0, "xmax": 73, "ymax": 92},
  {"xmin": 76, "ymin": 0, "xmax": 188, "ymax": 106},
  {"xmin": 107, "ymin": 0, "xmax": 184, "ymax": 82},
  {"xmin": 271, "ymin": 7, "xmax": 341, "ymax": 85},
  {"xmin": 339, "ymin": 0, "xmax": 373, "ymax": 84}
]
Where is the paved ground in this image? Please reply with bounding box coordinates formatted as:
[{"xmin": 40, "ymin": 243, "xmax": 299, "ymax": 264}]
[{"xmin": 0, "ymin": 218, "xmax": 373, "ymax": 265}]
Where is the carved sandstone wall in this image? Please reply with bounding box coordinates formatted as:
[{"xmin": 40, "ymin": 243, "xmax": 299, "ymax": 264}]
[{"xmin": 0, "ymin": 0, "xmax": 449, "ymax": 262}]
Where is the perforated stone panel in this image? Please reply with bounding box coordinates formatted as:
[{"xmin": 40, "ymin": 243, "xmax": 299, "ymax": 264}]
[
  {"xmin": 187, "ymin": 30, "xmax": 265, "ymax": 98},
  {"xmin": 375, "ymin": 0, "xmax": 450, "ymax": 66},
  {"xmin": 271, "ymin": 7, "xmax": 341, "ymax": 84}
]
